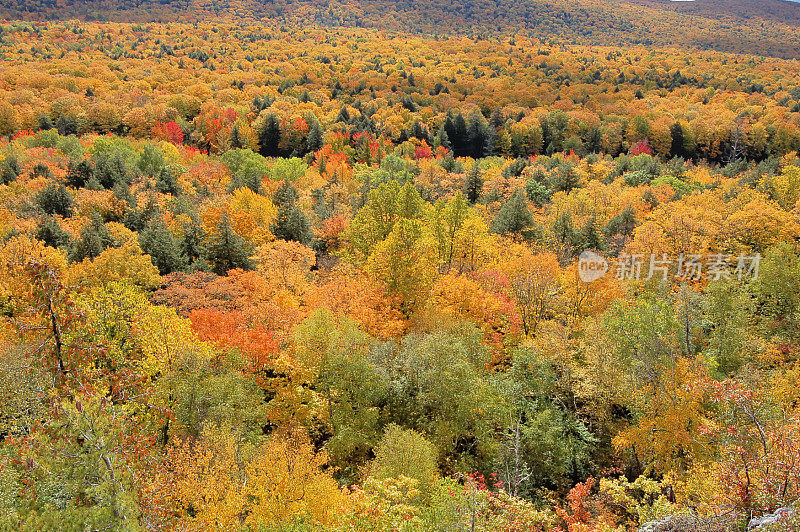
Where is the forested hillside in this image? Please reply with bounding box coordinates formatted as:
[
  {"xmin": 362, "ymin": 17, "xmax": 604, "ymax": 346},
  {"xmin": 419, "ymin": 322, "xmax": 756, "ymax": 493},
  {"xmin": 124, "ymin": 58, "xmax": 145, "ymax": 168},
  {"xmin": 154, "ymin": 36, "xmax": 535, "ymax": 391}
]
[
  {"xmin": 3, "ymin": 0, "xmax": 800, "ymax": 57},
  {"xmin": 1, "ymin": 4, "xmax": 800, "ymax": 532}
]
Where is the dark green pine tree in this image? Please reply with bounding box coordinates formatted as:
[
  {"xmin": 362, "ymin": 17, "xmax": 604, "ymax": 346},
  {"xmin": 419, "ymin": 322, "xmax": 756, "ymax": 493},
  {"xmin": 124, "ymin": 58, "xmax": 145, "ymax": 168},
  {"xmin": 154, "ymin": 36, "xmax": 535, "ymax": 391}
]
[
  {"xmin": 56, "ymin": 115, "xmax": 78, "ymax": 136},
  {"xmin": 113, "ymin": 181, "xmax": 135, "ymax": 212},
  {"xmin": 408, "ymin": 121, "xmax": 429, "ymax": 143},
  {"xmin": 335, "ymin": 106, "xmax": 351, "ymax": 124},
  {"xmin": 272, "ymin": 203, "xmax": 312, "ymax": 245},
  {"xmin": 579, "ymin": 216, "xmax": 605, "ymax": 253},
  {"xmin": 35, "ymin": 184, "xmax": 73, "ymax": 218},
  {"xmin": 235, "ymin": 168, "xmax": 262, "ymax": 194},
  {"xmin": 465, "ymin": 162, "xmax": 483, "ymax": 204},
  {"xmin": 452, "ymin": 112, "xmax": 469, "ymax": 156},
  {"xmin": 70, "ymin": 212, "xmax": 114, "ymax": 262},
  {"xmin": 305, "ymin": 120, "xmax": 324, "ymax": 154},
  {"xmin": 38, "ymin": 114, "xmax": 54, "ymax": 131},
  {"xmin": 66, "ymin": 158, "xmax": 94, "ymax": 188},
  {"xmin": 586, "ymin": 126, "xmax": 603, "ymax": 153},
  {"xmin": 230, "ymin": 124, "xmax": 243, "ymax": 149},
  {"xmin": 552, "ymin": 212, "xmax": 580, "ymax": 258},
  {"xmin": 31, "ymin": 163, "xmax": 53, "ymax": 180},
  {"xmin": 207, "ymin": 215, "xmax": 254, "ymax": 275},
  {"xmin": 273, "ymin": 180, "xmax": 299, "ymax": 207},
  {"xmin": 489, "ymin": 108, "xmax": 505, "ymax": 129},
  {"xmin": 258, "ymin": 114, "xmax": 282, "ymax": 157},
  {"xmin": 95, "ymin": 150, "xmax": 131, "ymax": 190},
  {"xmin": 435, "ymin": 127, "xmax": 451, "ymax": 151},
  {"xmin": 35, "ymin": 215, "xmax": 72, "ymax": 249},
  {"xmin": 491, "ymin": 189, "xmax": 535, "ymax": 237},
  {"xmin": 180, "ymin": 218, "xmax": 207, "ymax": 269},
  {"xmin": 604, "ymin": 206, "xmax": 637, "ymax": 240},
  {"xmin": 271, "ymin": 177, "xmax": 311, "ymax": 246},
  {"xmin": 467, "ymin": 113, "xmax": 496, "ymax": 158},
  {"xmin": 311, "ymin": 187, "xmax": 332, "ymax": 221},
  {"xmin": 155, "ymin": 166, "xmax": 182, "ymax": 195},
  {"xmin": 123, "ymin": 197, "xmax": 158, "ymax": 233},
  {"xmin": 603, "ymin": 206, "xmax": 638, "ymax": 254},
  {"xmin": 139, "ymin": 218, "xmax": 187, "ymax": 275},
  {"xmin": 443, "ymin": 111, "xmax": 469, "ymax": 156},
  {"xmin": 552, "ymin": 162, "xmax": 579, "ymax": 193},
  {"xmin": 0, "ymin": 156, "xmax": 20, "ymax": 185}
]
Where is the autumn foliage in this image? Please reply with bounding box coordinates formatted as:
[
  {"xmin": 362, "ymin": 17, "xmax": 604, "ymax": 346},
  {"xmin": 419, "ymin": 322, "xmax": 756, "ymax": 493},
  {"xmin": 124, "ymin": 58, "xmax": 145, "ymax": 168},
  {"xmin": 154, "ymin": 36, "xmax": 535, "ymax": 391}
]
[{"xmin": 2, "ymin": 5, "xmax": 800, "ymax": 532}]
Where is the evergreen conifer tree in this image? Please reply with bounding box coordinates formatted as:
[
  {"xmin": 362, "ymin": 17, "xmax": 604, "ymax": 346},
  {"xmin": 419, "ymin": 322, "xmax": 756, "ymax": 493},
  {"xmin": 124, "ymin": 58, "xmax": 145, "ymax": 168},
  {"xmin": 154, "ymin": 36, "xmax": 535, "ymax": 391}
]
[
  {"xmin": 579, "ymin": 216, "xmax": 604, "ymax": 253},
  {"xmin": 36, "ymin": 184, "xmax": 73, "ymax": 218},
  {"xmin": 258, "ymin": 114, "xmax": 282, "ymax": 157},
  {"xmin": 155, "ymin": 167, "xmax": 181, "ymax": 195},
  {"xmin": 465, "ymin": 163, "xmax": 483, "ymax": 204},
  {"xmin": 207, "ymin": 215, "xmax": 254, "ymax": 275},
  {"xmin": 71, "ymin": 213, "xmax": 114, "ymax": 262},
  {"xmin": 66, "ymin": 158, "xmax": 94, "ymax": 189},
  {"xmin": 180, "ymin": 218, "xmax": 207, "ymax": 267},
  {"xmin": 272, "ymin": 203, "xmax": 312, "ymax": 245},
  {"xmin": 139, "ymin": 218, "xmax": 187, "ymax": 275},
  {"xmin": 35, "ymin": 215, "xmax": 71, "ymax": 249},
  {"xmin": 305, "ymin": 120, "xmax": 324, "ymax": 154},
  {"xmin": 492, "ymin": 189, "xmax": 535, "ymax": 238}
]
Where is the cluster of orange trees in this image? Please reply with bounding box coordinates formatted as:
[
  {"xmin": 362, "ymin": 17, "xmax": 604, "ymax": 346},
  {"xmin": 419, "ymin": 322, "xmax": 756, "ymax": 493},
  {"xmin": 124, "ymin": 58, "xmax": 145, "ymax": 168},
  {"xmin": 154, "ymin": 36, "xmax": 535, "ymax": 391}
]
[{"xmin": 1, "ymin": 16, "xmax": 800, "ymax": 532}]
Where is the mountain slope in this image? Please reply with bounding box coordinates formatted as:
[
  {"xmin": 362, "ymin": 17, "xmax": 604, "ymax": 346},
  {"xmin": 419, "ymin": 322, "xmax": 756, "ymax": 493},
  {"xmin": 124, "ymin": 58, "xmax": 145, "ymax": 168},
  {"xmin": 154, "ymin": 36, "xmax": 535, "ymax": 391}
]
[{"xmin": 1, "ymin": 0, "xmax": 799, "ymax": 58}]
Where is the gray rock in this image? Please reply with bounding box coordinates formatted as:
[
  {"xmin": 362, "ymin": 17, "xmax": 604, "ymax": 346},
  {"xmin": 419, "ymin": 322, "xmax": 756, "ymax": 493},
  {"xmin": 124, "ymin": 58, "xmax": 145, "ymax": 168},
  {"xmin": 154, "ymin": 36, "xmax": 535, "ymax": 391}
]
[
  {"xmin": 638, "ymin": 513, "xmax": 741, "ymax": 532},
  {"xmin": 747, "ymin": 506, "xmax": 795, "ymax": 530},
  {"xmin": 639, "ymin": 516, "xmax": 675, "ymax": 531},
  {"xmin": 639, "ymin": 515, "xmax": 702, "ymax": 531}
]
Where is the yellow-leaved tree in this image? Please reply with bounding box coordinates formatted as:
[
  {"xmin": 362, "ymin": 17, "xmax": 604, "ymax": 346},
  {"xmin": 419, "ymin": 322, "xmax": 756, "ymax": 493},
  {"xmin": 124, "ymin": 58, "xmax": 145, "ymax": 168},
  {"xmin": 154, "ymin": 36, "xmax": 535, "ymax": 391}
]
[{"xmin": 156, "ymin": 425, "xmax": 347, "ymax": 530}]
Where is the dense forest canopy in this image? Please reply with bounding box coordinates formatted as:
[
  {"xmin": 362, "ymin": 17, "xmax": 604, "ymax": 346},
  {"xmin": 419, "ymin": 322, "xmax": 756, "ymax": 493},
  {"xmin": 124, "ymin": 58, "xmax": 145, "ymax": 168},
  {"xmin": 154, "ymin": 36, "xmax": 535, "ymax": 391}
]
[
  {"xmin": 1, "ymin": 1, "xmax": 800, "ymax": 531},
  {"xmin": 3, "ymin": 0, "xmax": 800, "ymax": 57}
]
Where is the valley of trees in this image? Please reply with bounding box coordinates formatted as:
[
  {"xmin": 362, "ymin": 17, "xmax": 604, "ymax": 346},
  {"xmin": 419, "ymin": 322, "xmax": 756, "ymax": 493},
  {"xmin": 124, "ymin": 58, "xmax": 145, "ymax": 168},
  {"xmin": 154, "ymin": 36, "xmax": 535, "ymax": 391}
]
[{"xmin": 1, "ymin": 5, "xmax": 800, "ymax": 531}]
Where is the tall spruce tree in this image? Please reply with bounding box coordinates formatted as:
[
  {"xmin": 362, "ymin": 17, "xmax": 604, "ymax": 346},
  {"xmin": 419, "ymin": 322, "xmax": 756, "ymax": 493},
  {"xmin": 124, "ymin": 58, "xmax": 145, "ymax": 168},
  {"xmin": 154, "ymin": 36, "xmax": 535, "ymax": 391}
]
[
  {"xmin": 0, "ymin": 156, "xmax": 20, "ymax": 185},
  {"xmin": 273, "ymin": 180, "xmax": 299, "ymax": 207},
  {"xmin": 95, "ymin": 150, "xmax": 131, "ymax": 189},
  {"xmin": 465, "ymin": 163, "xmax": 483, "ymax": 204},
  {"xmin": 66, "ymin": 158, "xmax": 94, "ymax": 188},
  {"xmin": 305, "ymin": 120, "xmax": 324, "ymax": 154},
  {"xmin": 155, "ymin": 166, "xmax": 181, "ymax": 195},
  {"xmin": 180, "ymin": 218, "xmax": 207, "ymax": 266},
  {"xmin": 207, "ymin": 215, "xmax": 254, "ymax": 275},
  {"xmin": 139, "ymin": 218, "xmax": 187, "ymax": 275},
  {"xmin": 35, "ymin": 216, "xmax": 71, "ymax": 249},
  {"xmin": 467, "ymin": 113, "xmax": 496, "ymax": 158},
  {"xmin": 270, "ymin": 179, "xmax": 312, "ymax": 245},
  {"xmin": 435, "ymin": 127, "xmax": 451, "ymax": 151},
  {"xmin": 491, "ymin": 189, "xmax": 535, "ymax": 238},
  {"xmin": 35, "ymin": 184, "xmax": 73, "ymax": 218},
  {"xmin": 258, "ymin": 114, "xmax": 282, "ymax": 157},
  {"xmin": 452, "ymin": 112, "xmax": 469, "ymax": 156},
  {"xmin": 552, "ymin": 212, "xmax": 580, "ymax": 258},
  {"xmin": 579, "ymin": 216, "xmax": 604, "ymax": 253},
  {"xmin": 230, "ymin": 124, "xmax": 243, "ymax": 149},
  {"xmin": 272, "ymin": 203, "xmax": 312, "ymax": 245},
  {"xmin": 71, "ymin": 213, "xmax": 114, "ymax": 262}
]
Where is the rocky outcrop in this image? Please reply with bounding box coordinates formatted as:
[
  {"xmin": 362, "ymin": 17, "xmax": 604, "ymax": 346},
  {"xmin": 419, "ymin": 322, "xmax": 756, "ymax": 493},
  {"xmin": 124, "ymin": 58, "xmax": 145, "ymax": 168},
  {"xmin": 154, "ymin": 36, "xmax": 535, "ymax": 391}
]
[
  {"xmin": 639, "ymin": 506, "xmax": 798, "ymax": 532},
  {"xmin": 747, "ymin": 506, "xmax": 795, "ymax": 530},
  {"xmin": 638, "ymin": 514, "xmax": 739, "ymax": 532}
]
